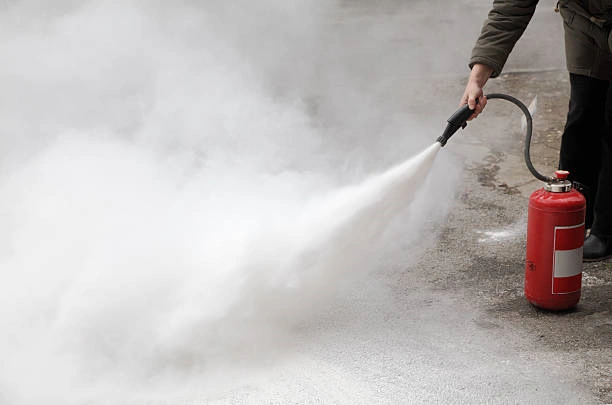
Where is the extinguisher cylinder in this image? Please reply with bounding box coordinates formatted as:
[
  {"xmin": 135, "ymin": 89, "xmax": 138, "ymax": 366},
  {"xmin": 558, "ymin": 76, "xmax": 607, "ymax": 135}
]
[{"xmin": 525, "ymin": 186, "xmax": 586, "ymax": 310}]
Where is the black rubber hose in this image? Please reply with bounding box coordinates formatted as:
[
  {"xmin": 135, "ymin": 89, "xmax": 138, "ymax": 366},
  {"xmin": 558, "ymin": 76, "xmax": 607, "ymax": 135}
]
[{"xmin": 484, "ymin": 93, "xmax": 553, "ymax": 183}]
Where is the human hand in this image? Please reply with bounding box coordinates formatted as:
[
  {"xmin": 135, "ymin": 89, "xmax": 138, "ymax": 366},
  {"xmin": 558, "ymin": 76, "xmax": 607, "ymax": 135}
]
[{"xmin": 460, "ymin": 63, "xmax": 493, "ymax": 120}]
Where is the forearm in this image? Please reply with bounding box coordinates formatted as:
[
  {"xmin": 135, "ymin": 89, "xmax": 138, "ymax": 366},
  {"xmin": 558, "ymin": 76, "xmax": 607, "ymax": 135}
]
[
  {"xmin": 468, "ymin": 64, "xmax": 494, "ymax": 88},
  {"xmin": 470, "ymin": 0, "xmax": 539, "ymax": 77}
]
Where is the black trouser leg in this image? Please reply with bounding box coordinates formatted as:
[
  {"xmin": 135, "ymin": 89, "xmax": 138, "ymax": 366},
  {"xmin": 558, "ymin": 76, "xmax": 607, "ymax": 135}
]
[
  {"xmin": 559, "ymin": 74, "xmax": 609, "ymax": 230},
  {"xmin": 590, "ymin": 83, "xmax": 612, "ymax": 238}
]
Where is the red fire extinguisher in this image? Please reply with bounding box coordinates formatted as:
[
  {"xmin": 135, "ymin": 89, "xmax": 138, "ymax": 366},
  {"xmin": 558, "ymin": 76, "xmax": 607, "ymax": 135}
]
[
  {"xmin": 438, "ymin": 93, "xmax": 587, "ymax": 311},
  {"xmin": 525, "ymin": 170, "xmax": 586, "ymax": 310}
]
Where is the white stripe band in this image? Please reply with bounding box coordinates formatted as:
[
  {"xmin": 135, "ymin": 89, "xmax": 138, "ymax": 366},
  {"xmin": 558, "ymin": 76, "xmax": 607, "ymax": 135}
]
[{"xmin": 553, "ymin": 247, "xmax": 583, "ymax": 278}]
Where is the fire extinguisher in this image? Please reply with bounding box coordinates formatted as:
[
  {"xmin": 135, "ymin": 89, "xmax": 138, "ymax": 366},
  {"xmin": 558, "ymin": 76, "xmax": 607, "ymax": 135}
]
[
  {"xmin": 525, "ymin": 169, "xmax": 585, "ymax": 310},
  {"xmin": 437, "ymin": 93, "xmax": 586, "ymax": 311}
]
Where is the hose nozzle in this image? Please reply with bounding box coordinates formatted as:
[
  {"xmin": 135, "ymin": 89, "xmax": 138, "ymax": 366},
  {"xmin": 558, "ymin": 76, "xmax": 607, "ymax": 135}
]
[
  {"xmin": 437, "ymin": 103, "xmax": 475, "ymax": 146},
  {"xmin": 438, "ymin": 93, "xmax": 553, "ymax": 183}
]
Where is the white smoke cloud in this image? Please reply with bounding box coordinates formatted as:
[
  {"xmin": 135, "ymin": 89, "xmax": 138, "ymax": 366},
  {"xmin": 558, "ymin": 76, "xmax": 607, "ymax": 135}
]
[{"xmin": 0, "ymin": 1, "xmax": 461, "ymax": 403}]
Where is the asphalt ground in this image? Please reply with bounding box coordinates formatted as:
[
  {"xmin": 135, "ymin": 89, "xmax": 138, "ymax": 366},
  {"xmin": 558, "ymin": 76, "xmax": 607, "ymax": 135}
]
[{"xmin": 2, "ymin": 2, "xmax": 610, "ymax": 404}]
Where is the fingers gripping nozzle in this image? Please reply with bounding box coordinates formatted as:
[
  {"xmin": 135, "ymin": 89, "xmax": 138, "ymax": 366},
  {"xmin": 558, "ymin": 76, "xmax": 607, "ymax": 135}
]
[{"xmin": 437, "ymin": 103, "xmax": 476, "ymax": 147}]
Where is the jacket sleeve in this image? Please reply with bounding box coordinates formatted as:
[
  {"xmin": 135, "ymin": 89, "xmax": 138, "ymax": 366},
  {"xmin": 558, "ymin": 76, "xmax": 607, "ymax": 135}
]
[{"xmin": 469, "ymin": 0, "xmax": 540, "ymax": 77}]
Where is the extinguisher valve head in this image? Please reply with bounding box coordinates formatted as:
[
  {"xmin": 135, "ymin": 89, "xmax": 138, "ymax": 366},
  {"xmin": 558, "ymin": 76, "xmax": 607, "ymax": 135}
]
[{"xmin": 545, "ymin": 170, "xmax": 572, "ymax": 192}]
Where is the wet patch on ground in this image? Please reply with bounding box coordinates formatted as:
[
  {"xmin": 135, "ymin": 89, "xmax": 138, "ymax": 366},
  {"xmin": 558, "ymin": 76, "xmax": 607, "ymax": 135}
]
[{"xmin": 468, "ymin": 151, "xmax": 521, "ymax": 195}]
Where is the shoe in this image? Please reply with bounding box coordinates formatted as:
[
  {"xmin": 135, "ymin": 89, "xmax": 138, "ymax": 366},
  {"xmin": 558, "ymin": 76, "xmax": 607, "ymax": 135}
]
[{"xmin": 583, "ymin": 233, "xmax": 612, "ymax": 262}]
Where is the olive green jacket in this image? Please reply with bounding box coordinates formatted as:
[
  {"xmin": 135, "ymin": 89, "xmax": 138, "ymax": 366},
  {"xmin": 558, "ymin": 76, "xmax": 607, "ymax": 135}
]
[{"xmin": 469, "ymin": 0, "xmax": 612, "ymax": 80}]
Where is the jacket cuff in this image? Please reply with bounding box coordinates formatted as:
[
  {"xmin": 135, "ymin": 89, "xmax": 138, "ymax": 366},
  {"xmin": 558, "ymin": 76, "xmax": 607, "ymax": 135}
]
[{"xmin": 468, "ymin": 56, "xmax": 503, "ymax": 78}]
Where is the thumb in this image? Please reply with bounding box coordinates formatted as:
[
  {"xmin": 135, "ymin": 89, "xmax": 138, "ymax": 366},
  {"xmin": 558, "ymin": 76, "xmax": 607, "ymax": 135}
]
[{"xmin": 467, "ymin": 95, "xmax": 478, "ymax": 110}]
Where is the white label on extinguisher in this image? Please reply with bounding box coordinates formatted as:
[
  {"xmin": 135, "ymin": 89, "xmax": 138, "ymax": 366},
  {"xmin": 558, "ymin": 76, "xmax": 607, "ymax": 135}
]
[
  {"xmin": 553, "ymin": 248, "xmax": 582, "ymax": 277},
  {"xmin": 552, "ymin": 224, "xmax": 584, "ymax": 294}
]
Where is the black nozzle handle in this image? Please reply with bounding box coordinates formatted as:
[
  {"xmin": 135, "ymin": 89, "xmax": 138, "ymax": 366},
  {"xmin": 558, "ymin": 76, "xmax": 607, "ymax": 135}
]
[
  {"xmin": 447, "ymin": 103, "xmax": 476, "ymax": 127},
  {"xmin": 437, "ymin": 101, "xmax": 477, "ymax": 146}
]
